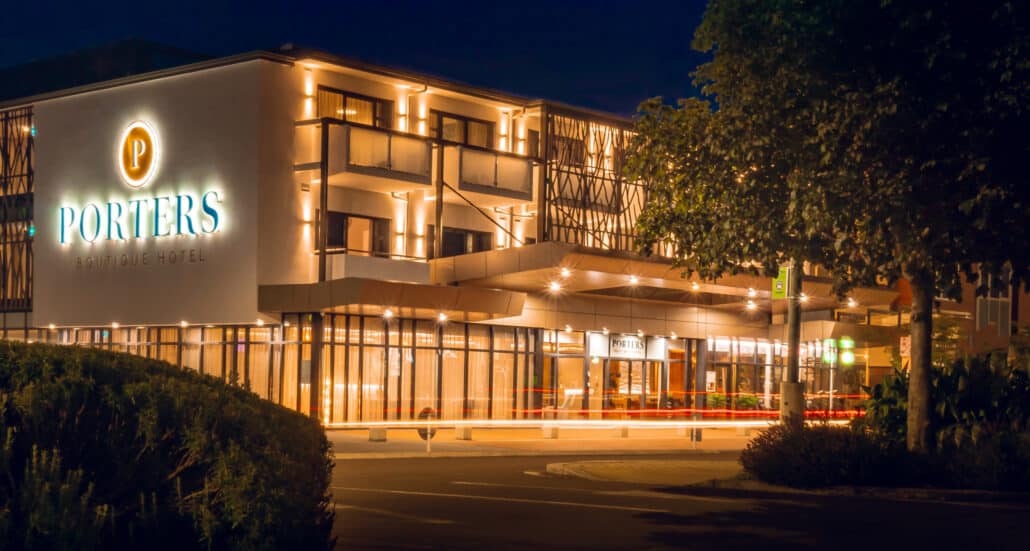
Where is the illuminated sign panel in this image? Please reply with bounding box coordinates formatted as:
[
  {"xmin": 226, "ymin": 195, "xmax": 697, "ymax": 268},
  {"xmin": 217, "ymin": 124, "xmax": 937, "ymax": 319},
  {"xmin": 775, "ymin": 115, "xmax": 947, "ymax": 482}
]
[
  {"xmin": 118, "ymin": 120, "xmax": 159, "ymax": 188},
  {"xmin": 57, "ymin": 120, "xmax": 225, "ymax": 245}
]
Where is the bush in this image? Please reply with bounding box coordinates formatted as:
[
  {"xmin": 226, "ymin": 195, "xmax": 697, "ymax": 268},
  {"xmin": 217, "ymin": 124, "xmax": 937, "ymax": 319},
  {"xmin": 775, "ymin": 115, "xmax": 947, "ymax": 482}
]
[
  {"xmin": 0, "ymin": 342, "xmax": 334, "ymax": 550},
  {"xmin": 740, "ymin": 423, "xmax": 907, "ymax": 488},
  {"xmin": 856, "ymin": 355, "xmax": 1030, "ymax": 449}
]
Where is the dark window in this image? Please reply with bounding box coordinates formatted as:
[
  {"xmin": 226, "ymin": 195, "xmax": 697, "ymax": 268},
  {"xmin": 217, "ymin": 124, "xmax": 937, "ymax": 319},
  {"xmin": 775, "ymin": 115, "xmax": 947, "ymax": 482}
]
[
  {"xmin": 427, "ymin": 225, "xmax": 494, "ymax": 259},
  {"xmin": 430, "ymin": 111, "xmax": 494, "ymax": 148},
  {"xmin": 325, "ymin": 212, "xmax": 392, "ymax": 257},
  {"xmin": 526, "ymin": 129, "xmax": 540, "ymax": 158},
  {"xmin": 317, "ymin": 87, "xmax": 393, "ymax": 128},
  {"xmin": 552, "ymin": 135, "xmax": 586, "ymax": 166}
]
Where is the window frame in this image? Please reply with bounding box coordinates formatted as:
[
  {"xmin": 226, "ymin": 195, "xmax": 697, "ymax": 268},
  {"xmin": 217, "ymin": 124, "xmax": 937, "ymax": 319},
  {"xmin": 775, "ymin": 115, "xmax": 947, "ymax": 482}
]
[
  {"xmin": 429, "ymin": 110, "xmax": 495, "ymax": 149},
  {"xmin": 325, "ymin": 211, "xmax": 392, "ymax": 257},
  {"xmin": 316, "ymin": 85, "xmax": 394, "ymax": 129}
]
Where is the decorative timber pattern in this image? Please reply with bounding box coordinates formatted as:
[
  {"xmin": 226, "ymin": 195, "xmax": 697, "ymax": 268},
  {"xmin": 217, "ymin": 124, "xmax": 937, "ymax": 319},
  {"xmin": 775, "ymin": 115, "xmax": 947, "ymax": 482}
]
[
  {"xmin": 542, "ymin": 108, "xmax": 644, "ymax": 253},
  {"xmin": 0, "ymin": 107, "xmax": 34, "ymax": 312}
]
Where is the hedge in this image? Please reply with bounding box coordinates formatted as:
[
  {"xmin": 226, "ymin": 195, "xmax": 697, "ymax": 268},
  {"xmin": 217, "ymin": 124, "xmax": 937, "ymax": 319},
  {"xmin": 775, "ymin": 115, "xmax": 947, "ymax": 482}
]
[{"xmin": 0, "ymin": 342, "xmax": 334, "ymax": 550}]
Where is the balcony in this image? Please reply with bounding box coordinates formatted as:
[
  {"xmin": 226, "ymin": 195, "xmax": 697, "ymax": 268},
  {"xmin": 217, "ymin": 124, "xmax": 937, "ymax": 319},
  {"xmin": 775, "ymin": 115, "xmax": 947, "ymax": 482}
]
[
  {"xmin": 295, "ymin": 120, "xmax": 433, "ymax": 193},
  {"xmin": 442, "ymin": 144, "xmax": 535, "ymax": 204}
]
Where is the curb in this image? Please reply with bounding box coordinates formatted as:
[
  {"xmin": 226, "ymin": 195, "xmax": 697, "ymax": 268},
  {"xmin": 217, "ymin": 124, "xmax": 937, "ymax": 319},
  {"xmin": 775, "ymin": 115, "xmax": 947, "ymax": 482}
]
[
  {"xmin": 334, "ymin": 448, "xmax": 730, "ymax": 461},
  {"xmin": 699, "ymin": 478, "xmax": 1030, "ymax": 504}
]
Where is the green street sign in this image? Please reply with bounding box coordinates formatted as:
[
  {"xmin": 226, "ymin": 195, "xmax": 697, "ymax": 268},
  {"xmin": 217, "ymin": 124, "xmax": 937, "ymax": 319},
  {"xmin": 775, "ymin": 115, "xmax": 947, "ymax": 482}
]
[{"xmin": 772, "ymin": 267, "xmax": 789, "ymax": 299}]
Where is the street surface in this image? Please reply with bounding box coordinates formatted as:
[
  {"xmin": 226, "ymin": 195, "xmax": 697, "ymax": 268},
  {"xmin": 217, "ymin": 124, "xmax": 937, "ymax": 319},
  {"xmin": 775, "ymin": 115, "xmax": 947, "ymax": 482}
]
[{"xmin": 331, "ymin": 453, "xmax": 1029, "ymax": 550}]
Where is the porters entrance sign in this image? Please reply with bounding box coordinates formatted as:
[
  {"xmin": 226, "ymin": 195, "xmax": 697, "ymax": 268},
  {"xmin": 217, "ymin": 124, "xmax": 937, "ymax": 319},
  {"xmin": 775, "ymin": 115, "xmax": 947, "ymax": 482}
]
[{"xmin": 57, "ymin": 120, "xmax": 226, "ymax": 245}]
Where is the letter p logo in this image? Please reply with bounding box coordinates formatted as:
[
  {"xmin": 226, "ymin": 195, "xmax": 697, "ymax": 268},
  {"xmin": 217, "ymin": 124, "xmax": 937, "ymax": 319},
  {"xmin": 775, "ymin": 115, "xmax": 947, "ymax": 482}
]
[{"xmin": 119, "ymin": 120, "xmax": 158, "ymax": 188}]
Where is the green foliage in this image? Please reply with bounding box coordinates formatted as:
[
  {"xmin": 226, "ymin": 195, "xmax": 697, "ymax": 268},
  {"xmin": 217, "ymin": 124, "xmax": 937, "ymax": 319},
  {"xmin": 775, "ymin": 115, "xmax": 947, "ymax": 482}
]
[
  {"xmin": 0, "ymin": 342, "xmax": 334, "ymax": 550},
  {"xmin": 735, "ymin": 394, "xmax": 760, "ymax": 410},
  {"xmin": 853, "ymin": 356, "xmax": 1030, "ymax": 489},
  {"xmin": 857, "ymin": 356, "xmax": 1030, "ymax": 447},
  {"xmin": 706, "ymin": 393, "xmax": 726, "ymax": 408},
  {"xmin": 741, "ymin": 423, "xmax": 907, "ymax": 488}
]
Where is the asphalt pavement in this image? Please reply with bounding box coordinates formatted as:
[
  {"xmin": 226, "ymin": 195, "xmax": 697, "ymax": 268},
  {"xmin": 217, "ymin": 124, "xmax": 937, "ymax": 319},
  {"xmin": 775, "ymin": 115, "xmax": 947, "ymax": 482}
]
[{"xmin": 331, "ymin": 453, "xmax": 1030, "ymax": 550}]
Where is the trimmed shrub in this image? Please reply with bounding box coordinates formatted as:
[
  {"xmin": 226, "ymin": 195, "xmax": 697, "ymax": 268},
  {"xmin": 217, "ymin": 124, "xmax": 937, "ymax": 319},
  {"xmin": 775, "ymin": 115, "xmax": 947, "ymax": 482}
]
[
  {"xmin": 740, "ymin": 423, "xmax": 907, "ymax": 488},
  {"xmin": 0, "ymin": 342, "xmax": 334, "ymax": 550}
]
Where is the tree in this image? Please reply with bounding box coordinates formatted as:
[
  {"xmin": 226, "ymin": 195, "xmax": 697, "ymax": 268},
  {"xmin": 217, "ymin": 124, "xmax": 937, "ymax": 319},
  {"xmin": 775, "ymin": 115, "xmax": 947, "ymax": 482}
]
[
  {"xmin": 627, "ymin": 96, "xmax": 823, "ymax": 424},
  {"xmin": 663, "ymin": 0, "xmax": 1030, "ymax": 453}
]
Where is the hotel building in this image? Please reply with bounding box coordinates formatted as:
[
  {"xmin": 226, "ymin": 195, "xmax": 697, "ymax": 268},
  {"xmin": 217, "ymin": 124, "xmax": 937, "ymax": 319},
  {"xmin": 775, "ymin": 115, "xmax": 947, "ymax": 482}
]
[{"xmin": 1, "ymin": 44, "xmax": 1025, "ymax": 424}]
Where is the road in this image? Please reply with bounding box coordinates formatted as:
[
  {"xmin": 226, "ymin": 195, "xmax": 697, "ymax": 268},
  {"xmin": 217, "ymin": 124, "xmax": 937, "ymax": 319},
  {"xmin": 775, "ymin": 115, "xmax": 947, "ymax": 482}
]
[{"xmin": 331, "ymin": 453, "xmax": 1028, "ymax": 550}]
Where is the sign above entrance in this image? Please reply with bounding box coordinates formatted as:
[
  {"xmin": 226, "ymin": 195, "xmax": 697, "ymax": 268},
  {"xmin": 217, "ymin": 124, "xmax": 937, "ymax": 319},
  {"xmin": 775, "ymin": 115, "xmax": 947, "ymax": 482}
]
[{"xmin": 610, "ymin": 334, "xmax": 645, "ymax": 359}]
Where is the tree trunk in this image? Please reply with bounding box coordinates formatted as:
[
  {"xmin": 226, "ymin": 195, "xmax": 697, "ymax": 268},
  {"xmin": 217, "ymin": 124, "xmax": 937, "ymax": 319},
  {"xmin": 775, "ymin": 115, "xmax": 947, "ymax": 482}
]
[
  {"xmin": 906, "ymin": 273, "xmax": 934, "ymax": 453},
  {"xmin": 780, "ymin": 260, "xmax": 805, "ymax": 427}
]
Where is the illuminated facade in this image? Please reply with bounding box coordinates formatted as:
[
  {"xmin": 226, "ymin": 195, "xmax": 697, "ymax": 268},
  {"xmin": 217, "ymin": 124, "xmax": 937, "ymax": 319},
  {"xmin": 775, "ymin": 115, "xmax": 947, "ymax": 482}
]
[{"xmin": 1, "ymin": 47, "xmax": 1025, "ymax": 424}]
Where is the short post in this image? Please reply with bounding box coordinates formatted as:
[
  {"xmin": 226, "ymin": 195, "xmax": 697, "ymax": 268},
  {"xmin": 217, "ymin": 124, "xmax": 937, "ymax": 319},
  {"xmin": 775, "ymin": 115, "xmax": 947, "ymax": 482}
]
[
  {"xmin": 368, "ymin": 427, "xmax": 387, "ymax": 442},
  {"xmin": 542, "ymin": 424, "xmax": 559, "ymax": 439},
  {"xmin": 613, "ymin": 425, "xmax": 629, "ymax": 438},
  {"xmin": 455, "ymin": 425, "xmax": 473, "ymax": 440}
]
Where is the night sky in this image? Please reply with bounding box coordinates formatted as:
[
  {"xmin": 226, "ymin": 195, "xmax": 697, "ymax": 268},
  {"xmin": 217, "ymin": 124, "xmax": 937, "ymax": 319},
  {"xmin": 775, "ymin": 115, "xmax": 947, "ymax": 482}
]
[{"xmin": 0, "ymin": 0, "xmax": 709, "ymax": 115}]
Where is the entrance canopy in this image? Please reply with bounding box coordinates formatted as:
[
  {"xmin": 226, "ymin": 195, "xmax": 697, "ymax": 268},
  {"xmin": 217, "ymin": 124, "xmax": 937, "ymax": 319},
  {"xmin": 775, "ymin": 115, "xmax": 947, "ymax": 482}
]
[{"xmin": 259, "ymin": 277, "xmax": 526, "ymax": 322}]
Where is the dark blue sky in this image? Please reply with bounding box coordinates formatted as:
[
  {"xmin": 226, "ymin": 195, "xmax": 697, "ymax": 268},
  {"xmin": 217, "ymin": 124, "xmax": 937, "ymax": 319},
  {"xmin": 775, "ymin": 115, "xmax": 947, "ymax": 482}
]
[{"xmin": 0, "ymin": 0, "xmax": 709, "ymax": 114}]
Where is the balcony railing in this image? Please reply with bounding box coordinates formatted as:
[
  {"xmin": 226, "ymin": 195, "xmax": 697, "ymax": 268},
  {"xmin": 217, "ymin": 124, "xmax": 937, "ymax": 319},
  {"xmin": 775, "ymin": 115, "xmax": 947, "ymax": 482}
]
[
  {"xmin": 443, "ymin": 144, "xmax": 535, "ymax": 200},
  {"xmin": 294, "ymin": 120, "xmax": 433, "ymax": 185}
]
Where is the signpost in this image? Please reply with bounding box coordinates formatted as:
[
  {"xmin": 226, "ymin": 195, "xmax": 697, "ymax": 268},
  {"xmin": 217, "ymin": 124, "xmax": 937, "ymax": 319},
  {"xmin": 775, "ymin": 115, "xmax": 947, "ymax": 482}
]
[{"xmin": 417, "ymin": 407, "xmax": 437, "ymax": 454}]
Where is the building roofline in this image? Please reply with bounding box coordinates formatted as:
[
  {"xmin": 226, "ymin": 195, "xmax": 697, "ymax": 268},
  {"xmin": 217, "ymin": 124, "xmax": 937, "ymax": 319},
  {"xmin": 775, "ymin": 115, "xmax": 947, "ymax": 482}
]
[
  {"xmin": 0, "ymin": 45, "xmax": 634, "ymax": 126},
  {"xmin": 0, "ymin": 51, "xmax": 294, "ymax": 111}
]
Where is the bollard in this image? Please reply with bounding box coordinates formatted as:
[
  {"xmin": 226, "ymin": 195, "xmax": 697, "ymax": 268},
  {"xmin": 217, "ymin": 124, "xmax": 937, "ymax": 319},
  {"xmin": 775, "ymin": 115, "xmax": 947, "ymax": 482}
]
[
  {"xmin": 455, "ymin": 426, "xmax": 473, "ymax": 440},
  {"xmin": 613, "ymin": 425, "xmax": 629, "ymax": 438},
  {"xmin": 542, "ymin": 424, "xmax": 559, "ymax": 439},
  {"xmin": 368, "ymin": 427, "xmax": 388, "ymax": 442}
]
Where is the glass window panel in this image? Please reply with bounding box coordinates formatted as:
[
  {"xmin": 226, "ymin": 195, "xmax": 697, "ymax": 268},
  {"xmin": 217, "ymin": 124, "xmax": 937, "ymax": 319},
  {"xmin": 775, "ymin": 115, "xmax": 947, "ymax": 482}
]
[
  {"xmin": 317, "ymin": 89, "xmax": 343, "ymax": 119},
  {"xmin": 492, "ymin": 352, "xmax": 514, "ymax": 420},
  {"xmin": 362, "ymin": 346, "xmax": 385, "ymax": 421},
  {"xmin": 493, "ymin": 326, "xmax": 515, "ymax": 352},
  {"xmin": 346, "ymin": 96, "xmax": 374, "ymax": 125},
  {"xmin": 440, "ymin": 349, "xmax": 465, "ymax": 420},
  {"xmin": 332, "ymin": 344, "xmax": 347, "ymax": 423},
  {"xmin": 442, "ymin": 323, "xmax": 466, "ymax": 349},
  {"xmin": 415, "ymin": 321, "xmax": 437, "ymax": 347},
  {"xmin": 414, "ymin": 348, "xmax": 438, "ymax": 416},
  {"xmin": 468, "ymin": 324, "xmax": 490, "ymax": 350},
  {"xmin": 467, "ymin": 120, "xmax": 491, "ymax": 148},
  {"xmin": 440, "ymin": 116, "xmax": 464, "ymax": 143},
  {"xmin": 467, "ymin": 351, "xmax": 490, "ymax": 419},
  {"xmin": 250, "ymin": 343, "xmax": 270, "ymax": 399}
]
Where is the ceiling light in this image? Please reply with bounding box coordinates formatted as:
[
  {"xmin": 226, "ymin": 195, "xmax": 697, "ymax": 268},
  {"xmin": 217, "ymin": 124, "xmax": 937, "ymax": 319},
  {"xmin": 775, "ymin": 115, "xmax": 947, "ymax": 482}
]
[
  {"xmin": 437, "ymin": 312, "xmax": 448, "ymax": 322},
  {"xmin": 48, "ymin": 323, "xmax": 55, "ymax": 331},
  {"xmin": 111, "ymin": 322, "xmax": 119, "ymax": 329},
  {"xmin": 800, "ymin": 293, "xmax": 809, "ymax": 303},
  {"xmin": 602, "ymin": 327, "xmax": 610, "ymax": 335},
  {"xmin": 746, "ymin": 300, "xmax": 757, "ymax": 311},
  {"xmin": 383, "ymin": 308, "xmax": 394, "ymax": 319},
  {"xmin": 180, "ymin": 320, "xmax": 189, "ymax": 328},
  {"xmin": 560, "ymin": 267, "xmax": 571, "ymax": 278},
  {"xmin": 670, "ymin": 331, "xmax": 678, "ymax": 339},
  {"xmin": 629, "ymin": 275, "xmax": 639, "ymax": 285},
  {"xmin": 548, "ymin": 281, "xmax": 562, "ymax": 293},
  {"xmin": 256, "ymin": 319, "xmax": 265, "ymax": 327},
  {"xmin": 747, "ymin": 288, "xmax": 757, "ymax": 298},
  {"xmin": 691, "ymin": 281, "xmax": 700, "ymax": 291},
  {"xmin": 637, "ymin": 329, "xmax": 644, "ymax": 337},
  {"xmin": 564, "ymin": 324, "xmax": 573, "ymax": 333},
  {"xmin": 847, "ymin": 298, "xmax": 857, "ymax": 308}
]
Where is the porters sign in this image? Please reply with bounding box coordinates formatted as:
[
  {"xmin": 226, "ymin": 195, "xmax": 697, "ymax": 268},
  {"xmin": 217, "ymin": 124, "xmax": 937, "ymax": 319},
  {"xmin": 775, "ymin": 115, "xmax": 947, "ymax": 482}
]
[{"xmin": 58, "ymin": 120, "xmax": 225, "ymax": 245}]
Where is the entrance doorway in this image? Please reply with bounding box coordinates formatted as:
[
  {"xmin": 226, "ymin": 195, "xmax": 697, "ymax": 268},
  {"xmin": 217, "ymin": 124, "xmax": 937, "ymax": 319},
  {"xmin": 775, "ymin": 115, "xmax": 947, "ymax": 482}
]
[{"xmin": 605, "ymin": 359, "xmax": 665, "ymax": 417}]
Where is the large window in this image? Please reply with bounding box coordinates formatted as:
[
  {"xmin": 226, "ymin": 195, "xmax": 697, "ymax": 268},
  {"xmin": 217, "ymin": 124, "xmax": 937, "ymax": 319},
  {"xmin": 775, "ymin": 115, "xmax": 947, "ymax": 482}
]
[
  {"xmin": 429, "ymin": 110, "xmax": 494, "ymax": 149},
  {"xmin": 317, "ymin": 87, "xmax": 393, "ymax": 128},
  {"xmin": 326, "ymin": 212, "xmax": 391, "ymax": 257},
  {"xmin": 427, "ymin": 225, "xmax": 494, "ymax": 259}
]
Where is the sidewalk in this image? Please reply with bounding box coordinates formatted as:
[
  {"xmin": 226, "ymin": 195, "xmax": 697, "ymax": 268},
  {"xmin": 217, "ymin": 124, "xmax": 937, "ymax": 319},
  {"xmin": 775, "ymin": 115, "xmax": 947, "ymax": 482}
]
[{"xmin": 328, "ymin": 426, "xmax": 758, "ymax": 459}]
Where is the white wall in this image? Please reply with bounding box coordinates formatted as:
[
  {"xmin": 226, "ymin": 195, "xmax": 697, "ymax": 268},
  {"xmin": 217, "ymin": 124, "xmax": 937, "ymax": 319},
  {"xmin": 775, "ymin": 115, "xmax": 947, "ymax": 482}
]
[{"xmin": 33, "ymin": 61, "xmax": 274, "ymax": 327}]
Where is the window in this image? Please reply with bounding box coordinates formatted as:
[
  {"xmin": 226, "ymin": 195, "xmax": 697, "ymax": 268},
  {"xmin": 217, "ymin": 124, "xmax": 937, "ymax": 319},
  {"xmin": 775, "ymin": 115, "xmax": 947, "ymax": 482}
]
[
  {"xmin": 317, "ymin": 87, "xmax": 393, "ymax": 128},
  {"xmin": 975, "ymin": 270, "xmax": 1012, "ymax": 336},
  {"xmin": 326, "ymin": 212, "xmax": 392, "ymax": 256},
  {"xmin": 552, "ymin": 135, "xmax": 586, "ymax": 166},
  {"xmin": 427, "ymin": 226, "xmax": 494, "ymax": 258},
  {"xmin": 430, "ymin": 111, "xmax": 494, "ymax": 148}
]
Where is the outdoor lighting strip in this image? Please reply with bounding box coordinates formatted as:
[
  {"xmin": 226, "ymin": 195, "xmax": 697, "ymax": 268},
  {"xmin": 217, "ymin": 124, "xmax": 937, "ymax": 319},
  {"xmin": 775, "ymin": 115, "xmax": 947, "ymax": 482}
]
[{"xmin": 323, "ymin": 419, "xmax": 851, "ymax": 430}]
